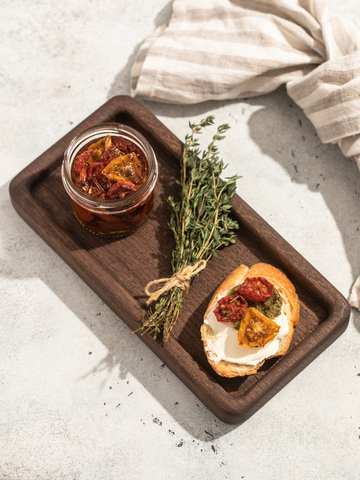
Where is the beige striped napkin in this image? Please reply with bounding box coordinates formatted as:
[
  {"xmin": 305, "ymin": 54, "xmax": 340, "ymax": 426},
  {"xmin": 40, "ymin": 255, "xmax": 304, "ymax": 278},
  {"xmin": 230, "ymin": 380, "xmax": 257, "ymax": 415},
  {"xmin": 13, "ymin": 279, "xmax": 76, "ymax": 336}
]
[{"xmin": 131, "ymin": 0, "xmax": 360, "ymax": 308}]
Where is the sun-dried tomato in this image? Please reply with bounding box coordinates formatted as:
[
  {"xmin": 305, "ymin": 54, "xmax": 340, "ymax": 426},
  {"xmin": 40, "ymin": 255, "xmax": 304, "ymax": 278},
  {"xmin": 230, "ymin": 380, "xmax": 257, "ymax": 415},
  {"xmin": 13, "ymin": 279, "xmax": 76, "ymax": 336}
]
[
  {"xmin": 87, "ymin": 162, "xmax": 105, "ymax": 180},
  {"xmin": 237, "ymin": 277, "xmax": 274, "ymax": 303},
  {"xmin": 237, "ymin": 307, "xmax": 280, "ymax": 348},
  {"xmin": 113, "ymin": 136, "xmax": 140, "ymax": 155},
  {"xmin": 73, "ymin": 149, "xmax": 92, "ymax": 183},
  {"xmin": 107, "ymin": 180, "xmax": 138, "ymax": 199},
  {"xmin": 214, "ymin": 294, "xmax": 248, "ymax": 323},
  {"xmin": 102, "ymin": 153, "xmax": 143, "ymax": 185},
  {"xmin": 72, "ymin": 202, "xmax": 95, "ymax": 224}
]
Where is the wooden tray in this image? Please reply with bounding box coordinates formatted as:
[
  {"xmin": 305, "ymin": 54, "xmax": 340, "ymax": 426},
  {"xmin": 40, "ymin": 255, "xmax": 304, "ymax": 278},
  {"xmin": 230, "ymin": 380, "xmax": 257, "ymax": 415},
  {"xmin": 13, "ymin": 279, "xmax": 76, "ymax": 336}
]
[{"xmin": 9, "ymin": 96, "xmax": 350, "ymax": 424}]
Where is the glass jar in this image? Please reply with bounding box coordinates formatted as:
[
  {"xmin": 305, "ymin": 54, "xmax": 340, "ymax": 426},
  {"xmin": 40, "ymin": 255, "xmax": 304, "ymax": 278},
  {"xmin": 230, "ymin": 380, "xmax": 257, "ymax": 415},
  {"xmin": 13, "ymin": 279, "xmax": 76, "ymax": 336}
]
[{"xmin": 61, "ymin": 123, "xmax": 158, "ymax": 237}]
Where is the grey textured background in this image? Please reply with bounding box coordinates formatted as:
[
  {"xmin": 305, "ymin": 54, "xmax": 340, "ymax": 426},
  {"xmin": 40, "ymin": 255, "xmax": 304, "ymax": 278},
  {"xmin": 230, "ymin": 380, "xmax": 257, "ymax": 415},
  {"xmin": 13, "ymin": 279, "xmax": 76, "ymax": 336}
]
[{"xmin": 1, "ymin": 1, "xmax": 360, "ymax": 479}]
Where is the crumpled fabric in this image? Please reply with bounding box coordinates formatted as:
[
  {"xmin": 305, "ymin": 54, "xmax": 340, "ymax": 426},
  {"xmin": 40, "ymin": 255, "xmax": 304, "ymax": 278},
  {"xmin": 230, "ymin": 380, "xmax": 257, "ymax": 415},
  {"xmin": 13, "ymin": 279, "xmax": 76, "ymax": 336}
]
[{"xmin": 131, "ymin": 0, "xmax": 360, "ymax": 308}]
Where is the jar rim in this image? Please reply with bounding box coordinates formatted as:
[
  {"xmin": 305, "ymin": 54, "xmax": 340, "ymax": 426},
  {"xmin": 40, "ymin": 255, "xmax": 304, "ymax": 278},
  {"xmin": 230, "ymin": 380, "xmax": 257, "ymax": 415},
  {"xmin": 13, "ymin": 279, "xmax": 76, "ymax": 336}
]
[{"xmin": 61, "ymin": 122, "xmax": 158, "ymax": 213}]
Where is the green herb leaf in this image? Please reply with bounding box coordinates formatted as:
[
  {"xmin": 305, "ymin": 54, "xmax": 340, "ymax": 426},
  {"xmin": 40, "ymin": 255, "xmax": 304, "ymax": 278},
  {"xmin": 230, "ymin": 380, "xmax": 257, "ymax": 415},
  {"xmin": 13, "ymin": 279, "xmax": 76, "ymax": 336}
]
[{"xmin": 140, "ymin": 117, "xmax": 241, "ymax": 340}]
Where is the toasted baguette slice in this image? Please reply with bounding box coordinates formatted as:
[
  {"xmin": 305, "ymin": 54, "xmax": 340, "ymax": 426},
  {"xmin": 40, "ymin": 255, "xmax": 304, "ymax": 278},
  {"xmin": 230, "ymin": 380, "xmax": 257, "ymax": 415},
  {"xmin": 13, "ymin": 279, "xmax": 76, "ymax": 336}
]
[{"xmin": 200, "ymin": 263, "xmax": 300, "ymax": 377}]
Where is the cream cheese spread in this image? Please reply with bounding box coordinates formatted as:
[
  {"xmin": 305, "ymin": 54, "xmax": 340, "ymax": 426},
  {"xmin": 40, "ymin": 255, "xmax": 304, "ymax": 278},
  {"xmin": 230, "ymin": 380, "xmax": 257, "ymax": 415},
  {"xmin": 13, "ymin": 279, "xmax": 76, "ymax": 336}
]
[{"xmin": 204, "ymin": 295, "xmax": 289, "ymax": 366}]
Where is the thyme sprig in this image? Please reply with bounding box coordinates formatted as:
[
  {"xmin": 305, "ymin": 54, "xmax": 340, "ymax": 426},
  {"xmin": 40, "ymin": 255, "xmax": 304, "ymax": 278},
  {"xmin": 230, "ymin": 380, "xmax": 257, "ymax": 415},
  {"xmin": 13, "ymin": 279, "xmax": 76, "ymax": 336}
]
[{"xmin": 142, "ymin": 116, "xmax": 241, "ymax": 340}]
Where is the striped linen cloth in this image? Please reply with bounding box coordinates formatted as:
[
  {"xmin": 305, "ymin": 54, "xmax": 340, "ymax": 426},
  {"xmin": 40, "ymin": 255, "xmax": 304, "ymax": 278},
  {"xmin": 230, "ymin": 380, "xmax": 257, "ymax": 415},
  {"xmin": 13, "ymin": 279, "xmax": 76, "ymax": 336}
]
[{"xmin": 131, "ymin": 0, "xmax": 360, "ymax": 307}]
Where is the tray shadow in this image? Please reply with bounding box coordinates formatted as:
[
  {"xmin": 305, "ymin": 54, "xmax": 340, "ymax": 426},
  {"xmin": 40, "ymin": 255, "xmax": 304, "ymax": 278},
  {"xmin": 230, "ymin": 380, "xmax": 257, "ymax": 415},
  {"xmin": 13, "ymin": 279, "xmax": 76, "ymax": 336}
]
[{"xmin": 6, "ymin": 91, "xmax": 354, "ymax": 431}]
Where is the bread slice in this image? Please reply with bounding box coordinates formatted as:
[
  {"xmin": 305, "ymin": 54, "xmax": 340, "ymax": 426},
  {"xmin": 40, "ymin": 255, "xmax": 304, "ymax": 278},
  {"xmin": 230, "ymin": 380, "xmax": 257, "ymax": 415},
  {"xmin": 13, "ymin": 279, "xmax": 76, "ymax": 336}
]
[{"xmin": 200, "ymin": 263, "xmax": 300, "ymax": 377}]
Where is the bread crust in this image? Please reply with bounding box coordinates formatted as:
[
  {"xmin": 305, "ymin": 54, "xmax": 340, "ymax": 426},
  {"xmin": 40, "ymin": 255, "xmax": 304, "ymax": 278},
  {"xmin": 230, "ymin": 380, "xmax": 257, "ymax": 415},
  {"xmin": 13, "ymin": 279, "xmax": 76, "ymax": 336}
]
[{"xmin": 201, "ymin": 263, "xmax": 300, "ymax": 377}]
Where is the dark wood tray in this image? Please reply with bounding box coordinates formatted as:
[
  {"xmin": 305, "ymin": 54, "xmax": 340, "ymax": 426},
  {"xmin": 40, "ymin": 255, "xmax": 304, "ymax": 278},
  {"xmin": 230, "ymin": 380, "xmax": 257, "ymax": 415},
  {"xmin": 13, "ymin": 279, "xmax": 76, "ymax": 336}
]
[{"xmin": 9, "ymin": 96, "xmax": 350, "ymax": 424}]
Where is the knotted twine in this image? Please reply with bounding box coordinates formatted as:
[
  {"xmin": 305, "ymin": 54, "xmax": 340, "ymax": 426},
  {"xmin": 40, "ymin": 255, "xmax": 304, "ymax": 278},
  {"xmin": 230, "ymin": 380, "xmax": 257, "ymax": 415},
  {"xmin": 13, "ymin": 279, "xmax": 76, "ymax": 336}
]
[{"xmin": 145, "ymin": 260, "xmax": 207, "ymax": 305}]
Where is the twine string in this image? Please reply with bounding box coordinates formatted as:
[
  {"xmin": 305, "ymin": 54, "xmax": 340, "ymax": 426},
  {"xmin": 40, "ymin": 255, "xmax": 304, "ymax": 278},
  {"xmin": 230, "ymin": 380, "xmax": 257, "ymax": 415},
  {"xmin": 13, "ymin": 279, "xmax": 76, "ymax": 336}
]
[{"xmin": 145, "ymin": 260, "xmax": 207, "ymax": 305}]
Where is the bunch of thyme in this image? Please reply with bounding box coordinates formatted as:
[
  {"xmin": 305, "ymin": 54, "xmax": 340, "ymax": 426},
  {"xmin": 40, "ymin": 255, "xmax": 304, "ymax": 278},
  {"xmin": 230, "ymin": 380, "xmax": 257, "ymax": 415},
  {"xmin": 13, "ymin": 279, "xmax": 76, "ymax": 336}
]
[{"xmin": 142, "ymin": 116, "xmax": 241, "ymax": 341}]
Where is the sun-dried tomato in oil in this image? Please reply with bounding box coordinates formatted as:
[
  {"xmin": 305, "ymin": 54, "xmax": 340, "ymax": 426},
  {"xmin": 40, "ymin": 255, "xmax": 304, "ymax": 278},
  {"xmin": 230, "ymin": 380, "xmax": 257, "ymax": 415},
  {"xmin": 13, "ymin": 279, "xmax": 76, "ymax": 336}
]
[{"xmin": 72, "ymin": 135, "xmax": 148, "ymax": 200}]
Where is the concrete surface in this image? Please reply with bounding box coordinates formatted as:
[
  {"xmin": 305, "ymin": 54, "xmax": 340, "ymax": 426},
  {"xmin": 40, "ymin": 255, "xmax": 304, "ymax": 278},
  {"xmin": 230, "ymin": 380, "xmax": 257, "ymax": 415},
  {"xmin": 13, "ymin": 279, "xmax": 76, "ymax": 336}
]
[{"xmin": 1, "ymin": 1, "xmax": 360, "ymax": 479}]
